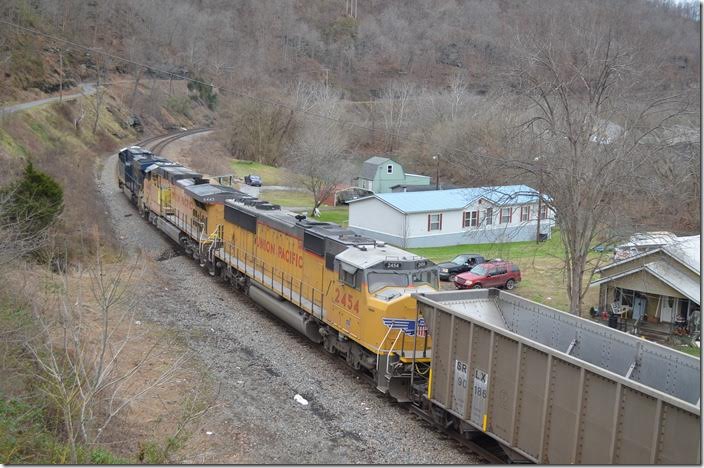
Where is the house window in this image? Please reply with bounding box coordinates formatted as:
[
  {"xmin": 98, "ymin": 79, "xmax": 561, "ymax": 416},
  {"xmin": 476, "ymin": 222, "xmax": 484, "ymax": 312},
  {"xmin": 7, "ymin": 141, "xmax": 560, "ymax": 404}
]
[
  {"xmin": 485, "ymin": 208, "xmax": 493, "ymax": 225},
  {"xmin": 367, "ymin": 180, "xmax": 373, "ymax": 190},
  {"xmin": 428, "ymin": 213, "xmax": 442, "ymax": 231},
  {"xmin": 540, "ymin": 204, "xmax": 548, "ymax": 220},
  {"xmin": 387, "ymin": 164, "xmax": 394, "ymax": 174},
  {"xmin": 520, "ymin": 206, "xmax": 530, "ymax": 222},
  {"xmin": 463, "ymin": 211, "xmax": 479, "ymax": 228},
  {"xmin": 500, "ymin": 207, "xmax": 512, "ymax": 224}
]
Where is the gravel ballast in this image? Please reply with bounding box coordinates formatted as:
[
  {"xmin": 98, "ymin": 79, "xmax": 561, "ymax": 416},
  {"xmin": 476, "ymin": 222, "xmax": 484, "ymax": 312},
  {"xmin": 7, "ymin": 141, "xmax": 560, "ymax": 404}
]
[{"xmin": 98, "ymin": 152, "xmax": 480, "ymax": 464}]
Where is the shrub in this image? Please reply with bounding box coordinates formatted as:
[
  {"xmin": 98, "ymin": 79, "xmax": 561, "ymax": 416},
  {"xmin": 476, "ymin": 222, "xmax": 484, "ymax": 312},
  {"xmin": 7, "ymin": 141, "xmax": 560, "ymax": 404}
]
[
  {"xmin": 0, "ymin": 162, "xmax": 63, "ymax": 236},
  {"xmin": 166, "ymin": 96, "xmax": 192, "ymax": 118},
  {"xmin": 0, "ymin": 398, "xmax": 128, "ymax": 464},
  {"xmin": 187, "ymin": 77, "xmax": 218, "ymax": 110}
]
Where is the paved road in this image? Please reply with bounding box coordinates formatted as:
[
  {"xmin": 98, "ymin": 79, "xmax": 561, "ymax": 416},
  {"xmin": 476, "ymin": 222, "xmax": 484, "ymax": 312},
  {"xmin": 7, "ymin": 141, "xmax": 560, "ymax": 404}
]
[
  {"xmin": 1, "ymin": 79, "xmax": 135, "ymax": 115},
  {"xmin": 1, "ymin": 83, "xmax": 97, "ymax": 115}
]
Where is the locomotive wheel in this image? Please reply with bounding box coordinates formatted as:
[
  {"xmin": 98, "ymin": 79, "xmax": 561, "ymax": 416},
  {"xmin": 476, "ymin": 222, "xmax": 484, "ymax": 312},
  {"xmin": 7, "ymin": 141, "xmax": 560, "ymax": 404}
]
[
  {"xmin": 323, "ymin": 335, "xmax": 337, "ymax": 354},
  {"xmin": 346, "ymin": 352, "xmax": 361, "ymax": 370}
]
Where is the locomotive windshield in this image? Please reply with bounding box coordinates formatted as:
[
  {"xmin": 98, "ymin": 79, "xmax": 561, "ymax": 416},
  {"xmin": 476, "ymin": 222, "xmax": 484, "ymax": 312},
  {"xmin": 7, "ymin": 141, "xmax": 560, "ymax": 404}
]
[
  {"xmin": 368, "ymin": 271, "xmax": 409, "ymax": 293},
  {"xmin": 367, "ymin": 268, "xmax": 438, "ymax": 294}
]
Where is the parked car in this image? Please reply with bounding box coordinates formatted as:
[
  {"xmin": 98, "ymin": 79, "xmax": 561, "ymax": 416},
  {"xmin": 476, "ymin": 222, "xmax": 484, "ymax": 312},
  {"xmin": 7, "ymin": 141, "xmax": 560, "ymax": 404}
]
[
  {"xmin": 454, "ymin": 261, "xmax": 521, "ymax": 290},
  {"xmin": 245, "ymin": 174, "xmax": 262, "ymax": 187},
  {"xmin": 437, "ymin": 254, "xmax": 486, "ymax": 281}
]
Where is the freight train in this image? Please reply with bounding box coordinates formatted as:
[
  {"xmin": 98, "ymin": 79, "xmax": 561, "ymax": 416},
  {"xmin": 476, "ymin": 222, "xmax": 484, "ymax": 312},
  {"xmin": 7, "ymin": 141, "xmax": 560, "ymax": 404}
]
[
  {"xmin": 117, "ymin": 144, "xmax": 700, "ymax": 464},
  {"xmin": 117, "ymin": 145, "xmax": 436, "ymax": 400}
]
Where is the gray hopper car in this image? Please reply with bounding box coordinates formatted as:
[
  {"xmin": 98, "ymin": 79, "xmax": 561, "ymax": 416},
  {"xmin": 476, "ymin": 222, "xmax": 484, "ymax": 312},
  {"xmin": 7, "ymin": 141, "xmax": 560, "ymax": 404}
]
[{"xmin": 412, "ymin": 289, "xmax": 700, "ymax": 464}]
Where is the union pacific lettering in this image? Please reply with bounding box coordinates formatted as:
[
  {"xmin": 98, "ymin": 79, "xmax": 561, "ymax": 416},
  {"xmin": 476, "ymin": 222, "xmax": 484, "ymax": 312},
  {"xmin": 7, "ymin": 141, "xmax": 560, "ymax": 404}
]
[{"xmin": 255, "ymin": 236, "xmax": 304, "ymax": 268}]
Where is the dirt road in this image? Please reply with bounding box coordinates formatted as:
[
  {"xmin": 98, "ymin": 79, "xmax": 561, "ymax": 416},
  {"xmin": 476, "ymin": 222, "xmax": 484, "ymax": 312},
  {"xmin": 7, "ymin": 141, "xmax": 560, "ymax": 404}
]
[{"xmin": 97, "ymin": 152, "xmax": 480, "ymax": 464}]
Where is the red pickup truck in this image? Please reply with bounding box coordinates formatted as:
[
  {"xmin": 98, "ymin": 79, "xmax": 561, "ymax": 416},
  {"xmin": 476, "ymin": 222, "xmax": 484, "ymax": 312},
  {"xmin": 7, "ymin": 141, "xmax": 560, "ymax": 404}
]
[{"xmin": 453, "ymin": 261, "xmax": 522, "ymax": 290}]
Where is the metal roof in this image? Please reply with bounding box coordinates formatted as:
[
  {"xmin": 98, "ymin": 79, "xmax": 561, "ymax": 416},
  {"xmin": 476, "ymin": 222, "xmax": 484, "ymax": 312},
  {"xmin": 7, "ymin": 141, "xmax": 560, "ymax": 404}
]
[
  {"xmin": 389, "ymin": 184, "xmax": 436, "ymax": 192},
  {"xmin": 598, "ymin": 235, "xmax": 701, "ymax": 276},
  {"xmin": 348, "ymin": 185, "xmax": 541, "ymax": 213},
  {"xmin": 335, "ymin": 241, "xmax": 425, "ymax": 270},
  {"xmin": 663, "ymin": 235, "xmax": 700, "ymax": 274},
  {"xmin": 360, "ymin": 156, "xmax": 392, "ymax": 180},
  {"xmin": 184, "ymin": 183, "xmax": 242, "ymax": 204},
  {"xmin": 591, "ymin": 260, "xmax": 700, "ymax": 305},
  {"xmin": 646, "ymin": 261, "xmax": 700, "ymax": 304}
]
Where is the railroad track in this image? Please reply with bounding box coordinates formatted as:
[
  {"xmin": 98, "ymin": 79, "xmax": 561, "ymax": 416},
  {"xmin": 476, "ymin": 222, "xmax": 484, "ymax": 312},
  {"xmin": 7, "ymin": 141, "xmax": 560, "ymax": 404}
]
[
  {"xmin": 408, "ymin": 405, "xmax": 521, "ymax": 464},
  {"xmin": 136, "ymin": 133, "xmax": 169, "ymax": 148},
  {"xmin": 149, "ymin": 127, "xmax": 212, "ymax": 153},
  {"xmin": 134, "ymin": 127, "xmax": 212, "ymax": 153}
]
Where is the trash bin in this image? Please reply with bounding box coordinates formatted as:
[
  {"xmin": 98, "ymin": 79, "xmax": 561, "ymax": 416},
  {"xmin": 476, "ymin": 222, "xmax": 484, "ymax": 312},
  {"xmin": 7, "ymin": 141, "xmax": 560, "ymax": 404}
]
[{"xmin": 608, "ymin": 313, "xmax": 619, "ymax": 329}]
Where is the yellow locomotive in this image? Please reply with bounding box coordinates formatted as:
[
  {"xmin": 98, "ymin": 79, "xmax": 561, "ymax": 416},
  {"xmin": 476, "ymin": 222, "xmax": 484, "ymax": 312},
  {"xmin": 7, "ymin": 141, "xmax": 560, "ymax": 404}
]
[{"xmin": 118, "ymin": 150, "xmax": 437, "ymax": 400}]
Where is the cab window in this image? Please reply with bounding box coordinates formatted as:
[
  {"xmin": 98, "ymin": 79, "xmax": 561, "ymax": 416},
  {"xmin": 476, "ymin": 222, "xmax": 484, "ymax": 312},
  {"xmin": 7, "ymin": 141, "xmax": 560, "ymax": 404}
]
[
  {"xmin": 412, "ymin": 269, "xmax": 438, "ymax": 289},
  {"xmin": 339, "ymin": 269, "xmax": 357, "ymax": 288},
  {"xmin": 338, "ymin": 262, "xmax": 359, "ymax": 290}
]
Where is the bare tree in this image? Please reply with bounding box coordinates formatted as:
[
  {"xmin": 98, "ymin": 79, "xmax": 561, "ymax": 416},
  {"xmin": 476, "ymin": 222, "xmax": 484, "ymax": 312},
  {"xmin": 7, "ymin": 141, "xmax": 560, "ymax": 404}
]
[
  {"xmin": 288, "ymin": 84, "xmax": 352, "ymax": 214},
  {"xmin": 499, "ymin": 13, "xmax": 694, "ymax": 315},
  {"xmin": 91, "ymin": 52, "xmax": 106, "ymax": 135},
  {"xmin": 380, "ymin": 80, "xmax": 416, "ymax": 152},
  {"xmin": 23, "ymin": 250, "xmax": 187, "ymax": 463}
]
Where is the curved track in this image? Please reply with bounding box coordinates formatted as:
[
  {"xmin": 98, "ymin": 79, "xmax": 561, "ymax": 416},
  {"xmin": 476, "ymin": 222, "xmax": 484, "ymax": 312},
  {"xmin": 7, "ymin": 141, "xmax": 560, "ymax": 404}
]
[
  {"xmin": 149, "ymin": 127, "xmax": 212, "ymax": 153},
  {"xmin": 133, "ymin": 127, "xmax": 212, "ymax": 154}
]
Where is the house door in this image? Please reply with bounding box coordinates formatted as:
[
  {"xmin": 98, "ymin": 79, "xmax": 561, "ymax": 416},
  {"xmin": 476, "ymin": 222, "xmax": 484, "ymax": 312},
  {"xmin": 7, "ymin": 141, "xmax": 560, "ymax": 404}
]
[
  {"xmin": 633, "ymin": 296, "xmax": 647, "ymax": 320},
  {"xmin": 676, "ymin": 299, "xmax": 690, "ymax": 323},
  {"xmin": 660, "ymin": 296, "xmax": 675, "ymax": 323}
]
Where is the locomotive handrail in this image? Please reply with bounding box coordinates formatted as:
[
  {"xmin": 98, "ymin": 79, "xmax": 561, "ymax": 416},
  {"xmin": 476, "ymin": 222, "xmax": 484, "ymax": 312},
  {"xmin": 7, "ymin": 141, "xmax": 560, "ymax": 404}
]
[{"xmin": 220, "ymin": 239, "xmax": 325, "ymax": 320}]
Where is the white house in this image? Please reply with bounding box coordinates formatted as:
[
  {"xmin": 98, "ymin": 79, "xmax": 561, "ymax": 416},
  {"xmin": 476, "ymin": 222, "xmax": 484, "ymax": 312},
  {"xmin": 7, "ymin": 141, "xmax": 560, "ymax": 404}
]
[{"xmin": 347, "ymin": 185, "xmax": 555, "ymax": 248}]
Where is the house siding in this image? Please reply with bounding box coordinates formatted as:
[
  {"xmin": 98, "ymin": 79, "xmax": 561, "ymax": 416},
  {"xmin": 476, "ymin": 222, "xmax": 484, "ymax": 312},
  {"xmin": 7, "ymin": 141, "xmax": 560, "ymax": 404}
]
[
  {"xmin": 348, "ymin": 198, "xmax": 555, "ymax": 248},
  {"xmin": 349, "ymin": 227, "xmax": 405, "ymax": 247},
  {"xmin": 348, "ymin": 198, "xmax": 405, "ymax": 238},
  {"xmin": 403, "ymin": 173, "xmax": 432, "ymax": 186},
  {"xmin": 356, "ymin": 159, "xmax": 431, "ymax": 193},
  {"xmin": 607, "ymin": 270, "xmax": 686, "ymax": 299},
  {"xmin": 404, "ymin": 223, "xmax": 541, "ymax": 247}
]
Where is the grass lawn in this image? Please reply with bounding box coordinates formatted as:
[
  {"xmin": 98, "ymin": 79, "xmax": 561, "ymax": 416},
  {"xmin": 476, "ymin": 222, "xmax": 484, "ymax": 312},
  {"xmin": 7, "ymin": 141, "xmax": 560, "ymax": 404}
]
[
  {"xmin": 259, "ymin": 190, "xmax": 313, "ymax": 207},
  {"xmin": 231, "ymin": 160, "xmax": 292, "ymax": 186},
  {"xmin": 409, "ymin": 232, "xmax": 566, "ymax": 262},
  {"xmin": 675, "ymin": 345, "xmax": 701, "ymax": 357},
  {"xmin": 317, "ymin": 207, "xmax": 349, "ymax": 226},
  {"xmin": 410, "ymin": 231, "xmax": 601, "ymax": 314}
]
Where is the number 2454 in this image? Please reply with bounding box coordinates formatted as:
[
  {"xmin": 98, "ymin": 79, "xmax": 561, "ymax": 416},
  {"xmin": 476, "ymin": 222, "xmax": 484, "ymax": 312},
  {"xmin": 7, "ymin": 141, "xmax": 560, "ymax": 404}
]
[{"xmin": 333, "ymin": 288, "xmax": 359, "ymax": 313}]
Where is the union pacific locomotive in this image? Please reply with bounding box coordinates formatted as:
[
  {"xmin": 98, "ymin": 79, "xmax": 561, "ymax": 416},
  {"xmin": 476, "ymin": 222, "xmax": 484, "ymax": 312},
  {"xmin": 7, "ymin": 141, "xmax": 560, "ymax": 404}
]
[{"xmin": 117, "ymin": 146, "xmax": 437, "ymax": 400}]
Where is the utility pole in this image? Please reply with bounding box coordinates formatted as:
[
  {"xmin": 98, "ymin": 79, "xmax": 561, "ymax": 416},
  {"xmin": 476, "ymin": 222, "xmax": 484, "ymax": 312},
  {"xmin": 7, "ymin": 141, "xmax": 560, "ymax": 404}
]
[
  {"xmin": 536, "ymin": 191, "xmax": 542, "ymax": 243},
  {"xmin": 59, "ymin": 48, "xmax": 63, "ymax": 103},
  {"xmin": 433, "ymin": 154, "xmax": 440, "ymax": 190}
]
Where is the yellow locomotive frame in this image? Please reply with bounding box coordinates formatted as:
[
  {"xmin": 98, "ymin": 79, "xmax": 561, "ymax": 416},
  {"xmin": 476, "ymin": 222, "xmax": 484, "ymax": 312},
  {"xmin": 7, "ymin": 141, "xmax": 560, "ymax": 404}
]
[{"xmin": 137, "ymin": 161, "xmax": 437, "ymax": 400}]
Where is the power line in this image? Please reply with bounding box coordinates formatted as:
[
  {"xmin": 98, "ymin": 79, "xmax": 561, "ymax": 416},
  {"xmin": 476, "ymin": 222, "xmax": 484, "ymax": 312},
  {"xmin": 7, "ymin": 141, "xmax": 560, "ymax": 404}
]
[
  {"xmin": 1, "ymin": 19, "xmax": 691, "ymax": 172},
  {"xmin": 0, "ymin": 18, "xmax": 495, "ymax": 163}
]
